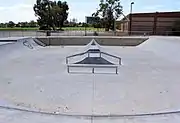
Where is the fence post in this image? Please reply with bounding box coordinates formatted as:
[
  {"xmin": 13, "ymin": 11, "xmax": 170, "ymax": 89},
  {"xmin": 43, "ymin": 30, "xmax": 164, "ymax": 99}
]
[
  {"xmin": 66, "ymin": 58, "xmax": 68, "ymax": 64},
  {"xmin": 85, "ymin": 25, "xmax": 87, "ymax": 36},
  {"xmin": 119, "ymin": 58, "xmax": 121, "ymax": 65},
  {"xmin": 92, "ymin": 68, "xmax": 95, "ymax": 73},
  {"xmin": 67, "ymin": 66, "xmax": 70, "ymax": 73},
  {"xmin": 116, "ymin": 67, "xmax": 118, "ymax": 74}
]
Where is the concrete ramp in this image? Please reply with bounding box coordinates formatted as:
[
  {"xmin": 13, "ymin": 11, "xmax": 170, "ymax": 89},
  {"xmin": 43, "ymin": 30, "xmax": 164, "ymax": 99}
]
[
  {"xmin": 138, "ymin": 36, "xmax": 180, "ymax": 63},
  {"xmin": 0, "ymin": 38, "xmax": 44, "ymax": 63}
]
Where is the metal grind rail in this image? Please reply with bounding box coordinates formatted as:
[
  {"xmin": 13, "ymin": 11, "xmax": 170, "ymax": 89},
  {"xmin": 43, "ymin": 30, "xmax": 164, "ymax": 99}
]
[
  {"xmin": 66, "ymin": 51, "xmax": 121, "ymax": 74},
  {"xmin": 67, "ymin": 64, "xmax": 119, "ymax": 74},
  {"xmin": 66, "ymin": 51, "xmax": 122, "ymax": 65}
]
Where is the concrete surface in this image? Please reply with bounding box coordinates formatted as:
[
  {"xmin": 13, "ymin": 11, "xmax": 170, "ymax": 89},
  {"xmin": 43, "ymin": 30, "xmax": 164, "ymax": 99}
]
[{"xmin": 0, "ymin": 36, "xmax": 180, "ymax": 122}]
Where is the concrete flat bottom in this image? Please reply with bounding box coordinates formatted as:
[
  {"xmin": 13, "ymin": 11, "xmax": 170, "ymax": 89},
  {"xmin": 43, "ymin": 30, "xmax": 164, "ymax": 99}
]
[{"xmin": 1, "ymin": 36, "xmax": 180, "ymax": 122}]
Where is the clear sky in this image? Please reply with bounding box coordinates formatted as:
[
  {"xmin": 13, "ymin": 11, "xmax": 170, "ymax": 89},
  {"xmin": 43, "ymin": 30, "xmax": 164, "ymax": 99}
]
[{"xmin": 0, "ymin": 0, "xmax": 180, "ymax": 23}]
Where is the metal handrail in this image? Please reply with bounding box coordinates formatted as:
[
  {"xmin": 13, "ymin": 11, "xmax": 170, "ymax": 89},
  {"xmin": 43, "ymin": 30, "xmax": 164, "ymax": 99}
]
[
  {"xmin": 67, "ymin": 64, "xmax": 118, "ymax": 67},
  {"xmin": 67, "ymin": 64, "xmax": 119, "ymax": 74},
  {"xmin": 66, "ymin": 51, "xmax": 88, "ymax": 64},
  {"xmin": 66, "ymin": 52, "xmax": 87, "ymax": 59},
  {"xmin": 66, "ymin": 51, "xmax": 121, "ymax": 65},
  {"xmin": 100, "ymin": 52, "xmax": 121, "ymax": 65}
]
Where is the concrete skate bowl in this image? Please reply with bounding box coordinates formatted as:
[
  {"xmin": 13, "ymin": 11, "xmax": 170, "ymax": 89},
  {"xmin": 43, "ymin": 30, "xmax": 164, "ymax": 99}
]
[
  {"xmin": 1, "ymin": 36, "xmax": 180, "ymax": 120},
  {"xmin": 37, "ymin": 36, "xmax": 148, "ymax": 46}
]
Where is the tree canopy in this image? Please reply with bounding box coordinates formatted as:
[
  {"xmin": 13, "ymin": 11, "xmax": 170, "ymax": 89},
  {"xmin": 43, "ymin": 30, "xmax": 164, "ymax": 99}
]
[
  {"xmin": 93, "ymin": 0, "xmax": 123, "ymax": 31},
  {"xmin": 7, "ymin": 21, "xmax": 15, "ymax": 28},
  {"xmin": 33, "ymin": 0, "xmax": 69, "ymax": 30}
]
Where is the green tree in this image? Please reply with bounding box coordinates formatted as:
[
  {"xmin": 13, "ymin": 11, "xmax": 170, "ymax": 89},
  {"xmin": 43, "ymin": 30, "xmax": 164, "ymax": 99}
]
[
  {"xmin": 20, "ymin": 22, "xmax": 29, "ymax": 28},
  {"xmin": 7, "ymin": 21, "xmax": 15, "ymax": 28},
  {"xmin": 55, "ymin": 1, "xmax": 69, "ymax": 28},
  {"xmin": 93, "ymin": 0, "xmax": 123, "ymax": 31},
  {"xmin": 0, "ymin": 23, "xmax": 6, "ymax": 28},
  {"xmin": 29, "ymin": 20, "xmax": 38, "ymax": 27},
  {"xmin": 15, "ymin": 23, "xmax": 21, "ymax": 27},
  {"xmin": 33, "ymin": 0, "xmax": 69, "ymax": 30}
]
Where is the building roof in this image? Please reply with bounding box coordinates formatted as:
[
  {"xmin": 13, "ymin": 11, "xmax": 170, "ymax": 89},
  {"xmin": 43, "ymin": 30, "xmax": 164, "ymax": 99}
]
[
  {"xmin": 120, "ymin": 11, "xmax": 180, "ymax": 21},
  {"xmin": 131, "ymin": 11, "xmax": 180, "ymax": 17}
]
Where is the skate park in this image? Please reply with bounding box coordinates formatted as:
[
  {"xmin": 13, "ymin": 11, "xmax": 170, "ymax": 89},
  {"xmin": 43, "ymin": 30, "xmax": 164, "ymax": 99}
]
[{"xmin": 0, "ymin": 36, "xmax": 180, "ymax": 123}]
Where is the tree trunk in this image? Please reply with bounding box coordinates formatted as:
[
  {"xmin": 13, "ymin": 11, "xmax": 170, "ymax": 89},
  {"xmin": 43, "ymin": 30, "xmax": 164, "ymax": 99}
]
[
  {"xmin": 105, "ymin": 27, "xmax": 109, "ymax": 31},
  {"xmin": 52, "ymin": 23, "xmax": 56, "ymax": 30},
  {"xmin": 105, "ymin": 21, "xmax": 111, "ymax": 31}
]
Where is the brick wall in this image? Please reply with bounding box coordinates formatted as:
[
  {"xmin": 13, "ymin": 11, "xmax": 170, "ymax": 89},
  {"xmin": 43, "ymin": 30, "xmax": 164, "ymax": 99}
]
[{"xmin": 118, "ymin": 12, "xmax": 180, "ymax": 35}]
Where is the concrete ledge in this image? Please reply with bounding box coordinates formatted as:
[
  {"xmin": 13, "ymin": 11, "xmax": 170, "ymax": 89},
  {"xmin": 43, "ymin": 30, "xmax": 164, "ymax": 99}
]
[{"xmin": 36, "ymin": 36, "xmax": 148, "ymax": 46}]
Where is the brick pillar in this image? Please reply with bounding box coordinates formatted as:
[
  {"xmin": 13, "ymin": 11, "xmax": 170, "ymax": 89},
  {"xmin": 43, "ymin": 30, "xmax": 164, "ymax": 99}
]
[
  {"xmin": 129, "ymin": 14, "xmax": 132, "ymax": 35},
  {"xmin": 153, "ymin": 12, "xmax": 158, "ymax": 35}
]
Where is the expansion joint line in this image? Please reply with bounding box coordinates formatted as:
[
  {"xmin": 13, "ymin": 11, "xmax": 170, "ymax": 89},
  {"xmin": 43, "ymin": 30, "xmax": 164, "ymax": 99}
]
[{"xmin": 91, "ymin": 74, "xmax": 95, "ymax": 123}]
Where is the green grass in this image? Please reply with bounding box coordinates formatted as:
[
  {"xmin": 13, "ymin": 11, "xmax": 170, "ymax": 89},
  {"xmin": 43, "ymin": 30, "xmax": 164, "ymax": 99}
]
[
  {"xmin": 0, "ymin": 27, "xmax": 105, "ymax": 31},
  {"xmin": 62, "ymin": 27, "xmax": 105, "ymax": 31},
  {"xmin": 0, "ymin": 27, "xmax": 39, "ymax": 31}
]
